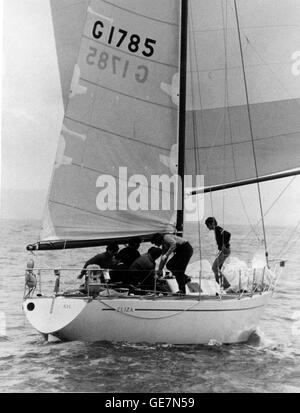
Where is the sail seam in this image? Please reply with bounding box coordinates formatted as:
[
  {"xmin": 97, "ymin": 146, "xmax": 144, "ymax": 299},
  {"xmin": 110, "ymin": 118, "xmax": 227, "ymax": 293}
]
[
  {"xmin": 48, "ymin": 200, "xmax": 170, "ymax": 227},
  {"xmin": 188, "ymin": 61, "xmax": 295, "ymax": 73},
  {"xmin": 64, "ymin": 116, "xmax": 171, "ymax": 151},
  {"xmin": 186, "ymin": 98, "xmax": 300, "ymax": 113},
  {"xmin": 48, "ymin": 199, "xmax": 141, "ymax": 226},
  {"xmin": 192, "ymin": 24, "xmax": 300, "ymax": 34},
  {"xmin": 80, "ymin": 77, "xmax": 177, "ymax": 111},
  {"xmin": 99, "ymin": 0, "xmax": 179, "ymax": 27},
  {"xmin": 83, "ymin": 34, "xmax": 179, "ymax": 69},
  {"xmin": 70, "ymin": 162, "xmax": 175, "ymax": 196},
  {"xmin": 185, "ymin": 130, "xmax": 300, "ymax": 150}
]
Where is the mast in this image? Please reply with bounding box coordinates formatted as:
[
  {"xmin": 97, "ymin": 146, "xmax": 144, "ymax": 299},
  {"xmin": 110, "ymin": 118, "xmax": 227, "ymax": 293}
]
[{"xmin": 176, "ymin": 0, "xmax": 189, "ymax": 235}]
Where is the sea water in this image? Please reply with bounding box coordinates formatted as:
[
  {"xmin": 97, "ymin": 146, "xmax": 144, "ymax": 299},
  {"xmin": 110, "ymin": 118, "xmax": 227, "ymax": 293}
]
[{"xmin": 0, "ymin": 219, "xmax": 299, "ymax": 393}]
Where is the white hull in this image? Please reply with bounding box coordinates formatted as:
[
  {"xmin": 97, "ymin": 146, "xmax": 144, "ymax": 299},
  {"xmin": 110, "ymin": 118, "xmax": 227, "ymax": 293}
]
[{"xmin": 23, "ymin": 292, "xmax": 272, "ymax": 344}]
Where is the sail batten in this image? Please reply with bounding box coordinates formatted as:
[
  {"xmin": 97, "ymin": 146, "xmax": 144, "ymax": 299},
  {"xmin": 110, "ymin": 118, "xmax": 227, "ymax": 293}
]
[
  {"xmin": 100, "ymin": 0, "xmax": 179, "ymax": 26},
  {"xmin": 51, "ymin": 164, "xmax": 175, "ymax": 196},
  {"xmin": 99, "ymin": 0, "xmax": 180, "ymax": 25},
  {"xmin": 64, "ymin": 116, "xmax": 170, "ymax": 150},
  {"xmin": 79, "ymin": 77, "xmax": 178, "ymax": 110},
  {"xmin": 48, "ymin": 200, "xmax": 143, "ymax": 225}
]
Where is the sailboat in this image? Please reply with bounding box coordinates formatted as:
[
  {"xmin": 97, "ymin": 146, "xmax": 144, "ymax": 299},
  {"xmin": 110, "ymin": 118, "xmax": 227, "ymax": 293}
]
[{"xmin": 23, "ymin": 0, "xmax": 300, "ymax": 344}]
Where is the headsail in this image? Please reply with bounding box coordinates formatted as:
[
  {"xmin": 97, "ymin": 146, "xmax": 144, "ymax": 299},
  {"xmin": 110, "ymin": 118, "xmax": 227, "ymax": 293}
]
[
  {"xmin": 40, "ymin": 0, "xmax": 181, "ymax": 246},
  {"xmin": 186, "ymin": 0, "xmax": 300, "ymax": 189}
]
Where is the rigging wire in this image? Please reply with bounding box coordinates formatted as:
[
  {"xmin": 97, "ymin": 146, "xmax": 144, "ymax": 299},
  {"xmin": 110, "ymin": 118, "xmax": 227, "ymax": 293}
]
[
  {"xmin": 219, "ymin": 0, "xmax": 261, "ymax": 241},
  {"xmin": 240, "ymin": 36, "xmax": 300, "ymax": 111},
  {"xmin": 241, "ymin": 175, "xmax": 297, "ymax": 245},
  {"xmin": 221, "ymin": 0, "xmax": 228, "ymax": 230},
  {"xmin": 183, "ymin": 4, "xmax": 228, "ymax": 224},
  {"xmin": 234, "ymin": 0, "xmax": 269, "ymax": 265},
  {"xmin": 232, "ymin": 3, "xmax": 300, "ymax": 253},
  {"xmin": 188, "ymin": 0, "xmax": 261, "ymax": 242},
  {"xmin": 226, "ymin": 1, "xmax": 300, "ymax": 139},
  {"xmin": 188, "ymin": 2, "xmax": 203, "ymax": 299},
  {"xmin": 277, "ymin": 220, "xmax": 300, "ymax": 257}
]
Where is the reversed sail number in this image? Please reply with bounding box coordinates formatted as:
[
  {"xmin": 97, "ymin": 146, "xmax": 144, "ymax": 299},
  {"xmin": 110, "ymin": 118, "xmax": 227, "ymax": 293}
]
[
  {"xmin": 92, "ymin": 21, "xmax": 157, "ymax": 58},
  {"xmin": 86, "ymin": 47, "xmax": 149, "ymax": 83}
]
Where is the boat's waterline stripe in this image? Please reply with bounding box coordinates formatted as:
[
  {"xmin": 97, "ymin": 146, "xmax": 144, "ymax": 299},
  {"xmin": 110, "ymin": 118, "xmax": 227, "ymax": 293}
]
[{"xmin": 101, "ymin": 304, "xmax": 265, "ymax": 312}]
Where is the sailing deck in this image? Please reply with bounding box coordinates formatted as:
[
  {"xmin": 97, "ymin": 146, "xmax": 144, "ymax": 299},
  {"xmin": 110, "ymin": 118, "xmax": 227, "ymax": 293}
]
[{"xmin": 40, "ymin": 291, "xmax": 265, "ymax": 301}]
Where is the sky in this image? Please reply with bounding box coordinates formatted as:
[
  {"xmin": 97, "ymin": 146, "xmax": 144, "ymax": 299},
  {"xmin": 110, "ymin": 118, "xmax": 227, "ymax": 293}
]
[
  {"xmin": 1, "ymin": 0, "xmax": 63, "ymax": 192},
  {"xmin": 1, "ymin": 0, "xmax": 300, "ymax": 227}
]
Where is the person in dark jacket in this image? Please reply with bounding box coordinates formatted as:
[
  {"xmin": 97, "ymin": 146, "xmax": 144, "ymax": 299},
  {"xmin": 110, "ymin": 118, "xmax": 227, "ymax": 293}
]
[
  {"xmin": 116, "ymin": 238, "xmax": 141, "ymax": 268},
  {"xmin": 205, "ymin": 217, "xmax": 231, "ymax": 289},
  {"xmin": 129, "ymin": 247, "xmax": 162, "ymax": 289},
  {"xmin": 78, "ymin": 242, "xmax": 119, "ymax": 279},
  {"xmin": 109, "ymin": 238, "xmax": 141, "ymax": 283},
  {"xmin": 151, "ymin": 233, "xmax": 193, "ymax": 295}
]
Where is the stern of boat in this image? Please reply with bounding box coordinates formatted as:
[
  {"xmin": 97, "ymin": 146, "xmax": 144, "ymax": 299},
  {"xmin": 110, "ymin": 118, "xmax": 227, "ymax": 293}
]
[{"xmin": 23, "ymin": 296, "xmax": 89, "ymax": 338}]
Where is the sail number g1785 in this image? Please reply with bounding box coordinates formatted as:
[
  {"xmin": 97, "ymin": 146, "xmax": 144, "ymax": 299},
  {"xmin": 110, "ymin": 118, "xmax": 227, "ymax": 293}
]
[{"xmin": 92, "ymin": 21, "xmax": 157, "ymax": 58}]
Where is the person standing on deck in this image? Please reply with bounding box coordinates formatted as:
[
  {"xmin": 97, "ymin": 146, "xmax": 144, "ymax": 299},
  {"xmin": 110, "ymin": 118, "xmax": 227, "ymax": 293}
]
[
  {"xmin": 205, "ymin": 217, "xmax": 231, "ymax": 289},
  {"xmin": 151, "ymin": 233, "xmax": 193, "ymax": 295}
]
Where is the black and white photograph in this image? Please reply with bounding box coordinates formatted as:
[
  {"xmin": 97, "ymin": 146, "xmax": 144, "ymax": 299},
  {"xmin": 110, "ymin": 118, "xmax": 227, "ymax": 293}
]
[{"xmin": 1, "ymin": 0, "xmax": 300, "ymax": 395}]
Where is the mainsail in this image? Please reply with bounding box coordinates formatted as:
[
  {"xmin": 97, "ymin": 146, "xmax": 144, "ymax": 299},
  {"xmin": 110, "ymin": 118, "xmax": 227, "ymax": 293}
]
[
  {"xmin": 40, "ymin": 0, "xmax": 181, "ymax": 245},
  {"xmin": 50, "ymin": 0, "xmax": 90, "ymax": 108},
  {"xmin": 186, "ymin": 0, "xmax": 300, "ymax": 189}
]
